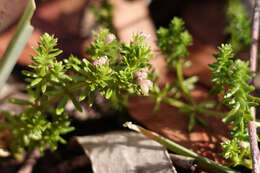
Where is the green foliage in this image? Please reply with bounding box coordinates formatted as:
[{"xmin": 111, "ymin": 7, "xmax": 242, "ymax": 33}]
[
  {"xmin": 153, "ymin": 17, "xmax": 216, "ymax": 131},
  {"xmin": 225, "ymin": 0, "xmax": 251, "ymax": 53},
  {"xmin": 210, "ymin": 44, "xmax": 259, "ymax": 168},
  {"xmin": 209, "ymin": 44, "xmax": 234, "ymax": 95},
  {"xmin": 157, "ymin": 17, "xmax": 192, "ymax": 64},
  {"xmin": 91, "ymin": 0, "xmax": 115, "ymax": 33},
  {"xmin": 2, "ymin": 29, "xmax": 154, "ymax": 157},
  {"xmin": 2, "ymin": 11, "xmax": 255, "ymax": 169}
]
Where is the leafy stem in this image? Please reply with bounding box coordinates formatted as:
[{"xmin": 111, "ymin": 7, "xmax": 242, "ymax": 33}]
[{"xmin": 155, "ymin": 17, "xmax": 220, "ymax": 131}]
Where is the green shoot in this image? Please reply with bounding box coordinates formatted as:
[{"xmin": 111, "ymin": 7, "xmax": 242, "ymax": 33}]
[
  {"xmin": 91, "ymin": 0, "xmax": 115, "ymax": 33},
  {"xmin": 154, "ymin": 17, "xmax": 220, "ymax": 131},
  {"xmin": 225, "ymin": 0, "xmax": 251, "ymax": 53},
  {"xmin": 209, "ymin": 44, "xmax": 259, "ymax": 168}
]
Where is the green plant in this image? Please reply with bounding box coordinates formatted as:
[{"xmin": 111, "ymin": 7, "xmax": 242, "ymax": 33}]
[
  {"xmin": 1, "ymin": 29, "xmax": 154, "ymax": 158},
  {"xmin": 150, "ymin": 17, "xmax": 222, "ymax": 131},
  {"xmin": 225, "ymin": 0, "xmax": 251, "ymax": 53},
  {"xmin": 1, "ymin": 11, "xmax": 258, "ymax": 171},
  {"xmin": 209, "ymin": 44, "xmax": 260, "ymax": 168},
  {"xmin": 91, "ymin": 0, "xmax": 115, "ymax": 33}
]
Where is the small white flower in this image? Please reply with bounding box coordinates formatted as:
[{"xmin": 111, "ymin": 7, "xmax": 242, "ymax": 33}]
[
  {"xmin": 143, "ymin": 79, "xmax": 153, "ymax": 88},
  {"xmin": 135, "ymin": 68, "xmax": 152, "ymax": 94},
  {"xmin": 105, "ymin": 34, "xmax": 116, "ymax": 43},
  {"xmin": 140, "ymin": 32, "xmax": 150, "ymax": 41},
  {"xmin": 134, "ymin": 69, "xmax": 148, "ymax": 81},
  {"xmin": 140, "ymin": 79, "xmax": 153, "ymax": 95},
  {"xmin": 93, "ymin": 56, "xmax": 109, "ymax": 67},
  {"xmin": 239, "ymin": 141, "xmax": 249, "ymax": 149}
]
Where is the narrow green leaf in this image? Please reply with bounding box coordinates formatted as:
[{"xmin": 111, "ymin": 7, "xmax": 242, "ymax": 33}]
[
  {"xmin": 56, "ymin": 96, "xmax": 69, "ymax": 115},
  {"xmin": 79, "ymin": 87, "xmax": 90, "ymax": 101},
  {"xmin": 22, "ymin": 70, "xmax": 37, "ymax": 77},
  {"xmin": 88, "ymin": 92, "xmax": 95, "ymax": 107},
  {"xmin": 195, "ymin": 116, "xmax": 207, "ymax": 127},
  {"xmin": 222, "ymin": 102, "xmax": 240, "ymax": 123},
  {"xmin": 45, "ymin": 89, "xmax": 63, "ymax": 96},
  {"xmin": 70, "ymin": 95, "xmax": 82, "ymax": 112},
  {"xmin": 105, "ymin": 88, "xmax": 113, "ymax": 99},
  {"xmin": 40, "ymin": 67, "xmax": 46, "ymax": 76},
  {"xmin": 244, "ymin": 113, "xmax": 254, "ymax": 121},
  {"xmin": 188, "ymin": 113, "xmax": 195, "ymax": 132},
  {"xmin": 8, "ymin": 98, "xmax": 31, "ymax": 105},
  {"xmin": 152, "ymin": 98, "xmax": 161, "ymax": 114},
  {"xmin": 31, "ymin": 78, "xmax": 42, "ymax": 87},
  {"xmin": 41, "ymin": 79, "xmax": 47, "ymax": 93},
  {"xmin": 23, "ymin": 135, "xmax": 30, "ymax": 146},
  {"xmin": 199, "ymin": 101, "xmax": 216, "ymax": 109}
]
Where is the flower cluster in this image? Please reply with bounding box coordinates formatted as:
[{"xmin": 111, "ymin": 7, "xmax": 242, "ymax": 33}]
[
  {"xmin": 93, "ymin": 56, "xmax": 109, "ymax": 66},
  {"xmin": 135, "ymin": 68, "xmax": 153, "ymax": 95},
  {"xmin": 105, "ymin": 33, "xmax": 116, "ymax": 43},
  {"xmin": 139, "ymin": 32, "xmax": 150, "ymax": 41}
]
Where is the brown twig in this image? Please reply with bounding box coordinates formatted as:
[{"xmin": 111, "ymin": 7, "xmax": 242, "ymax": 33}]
[
  {"xmin": 248, "ymin": 0, "xmax": 260, "ymax": 172},
  {"xmin": 18, "ymin": 149, "xmax": 40, "ymax": 173}
]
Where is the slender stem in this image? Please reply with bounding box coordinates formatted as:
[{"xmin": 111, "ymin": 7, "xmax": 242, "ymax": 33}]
[
  {"xmin": 175, "ymin": 59, "xmax": 195, "ymax": 106},
  {"xmin": 248, "ymin": 0, "xmax": 260, "ymax": 172},
  {"xmin": 124, "ymin": 122, "xmax": 239, "ymax": 173}
]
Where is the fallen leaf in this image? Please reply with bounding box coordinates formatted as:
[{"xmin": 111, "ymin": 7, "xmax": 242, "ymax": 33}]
[{"xmin": 77, "ymin": 131, "xmax": 177, "ymax": 173}]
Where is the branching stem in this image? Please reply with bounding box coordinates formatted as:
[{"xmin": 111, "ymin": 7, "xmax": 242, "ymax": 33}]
[{"xmin": 162, "ymin": 97, "xmax": 224, "ymax": 117}]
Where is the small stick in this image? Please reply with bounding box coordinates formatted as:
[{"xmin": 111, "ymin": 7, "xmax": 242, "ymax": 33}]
[
  {"xmin": 124, "ymin": 122, "xmax": 239, "ymax": 173},
  {"xmin": 248, "ymin": 0, "xmax": 260, "ymax": 172},
  {"xmin": 18, "ymin": 149, "xmax": 40, "ymax": 173}
]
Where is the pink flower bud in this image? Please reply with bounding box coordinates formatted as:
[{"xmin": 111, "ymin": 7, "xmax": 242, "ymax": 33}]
[
  {"xmin": 105, "ymin": 34, "xmax": 116, "ymax": 43},
  {"xmin": 93, "ymin": 56, "xmax": 109, "ymax": 67}
]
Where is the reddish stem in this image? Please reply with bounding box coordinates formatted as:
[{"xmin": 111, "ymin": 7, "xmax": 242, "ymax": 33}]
[{"xmin": 249, "ymin": 0, "xmax": 260, "ymax": 172}]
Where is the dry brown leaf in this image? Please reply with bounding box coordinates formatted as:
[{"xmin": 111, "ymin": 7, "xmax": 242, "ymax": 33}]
[{"xmin": 77, "ymin": 131, "xmax": 177, "ymax": 173}]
